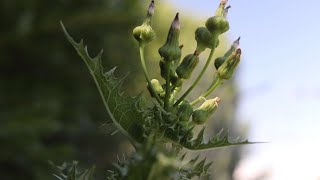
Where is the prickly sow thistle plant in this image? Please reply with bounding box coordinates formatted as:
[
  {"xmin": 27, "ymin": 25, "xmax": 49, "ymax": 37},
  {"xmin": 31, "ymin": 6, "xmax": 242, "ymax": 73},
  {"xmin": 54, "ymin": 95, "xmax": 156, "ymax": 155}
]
[{"xmin": 57, "ymin": 0, "xmax": 258, "ymax": 179}]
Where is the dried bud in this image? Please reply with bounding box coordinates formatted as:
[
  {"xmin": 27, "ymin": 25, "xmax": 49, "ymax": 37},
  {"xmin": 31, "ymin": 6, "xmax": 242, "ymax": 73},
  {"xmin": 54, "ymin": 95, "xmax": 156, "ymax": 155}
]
[
  {"xmin": 192, "ymin": 97, "xmax": 220, "ymax": 124},
  {"xmin": 147, "ymin": 0, "xmax": 155, "ymax": 17},
  {"xmin": 177, "ymin": 100, "xmax": 193, "ymax": 122},
  {"xmin": 133, "ymin": 0, "xmax": 156, "ymax": 44},
  {"xmin": 224, "ymin": 5, "xmax": 231, "ymax": 18},
  {"xmin": 147, "ymin": 79, "xmax": 164, "ymax": 97},
  {"xmin": 214, "ymin": 37, "xmax": 240, "ymax": 69},
  {"xmin": 221, "ymin": 0, "xmax": 228, "ymax": 6},
  {"xmin": 176, "ymin": 54, "xmax": 199, "ymax": 79},
  {"xmin": 158, "ymin": 13, "xmax": 181, "ymax": 62},
  {"xmin": 217, "ymin": 48, "xmax": 242, "ymax": 79}
]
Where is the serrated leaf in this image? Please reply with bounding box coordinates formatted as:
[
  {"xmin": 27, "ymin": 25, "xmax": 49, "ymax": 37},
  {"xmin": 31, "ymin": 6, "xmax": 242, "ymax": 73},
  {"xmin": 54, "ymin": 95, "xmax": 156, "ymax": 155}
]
[
  {"xmin": 66, "ymin": 162, "xmax": 77, "ymax": 180},
  {"xmin": 78, "ymin": 166, "xmax": 95, "ymax": 180},
  {"xmin": 181, "ymin": 130, "xmax": 259, "ymax": 150},
  {"xmin": 61, "ymin": 22, "xmax": 145, "ymax": 143}
]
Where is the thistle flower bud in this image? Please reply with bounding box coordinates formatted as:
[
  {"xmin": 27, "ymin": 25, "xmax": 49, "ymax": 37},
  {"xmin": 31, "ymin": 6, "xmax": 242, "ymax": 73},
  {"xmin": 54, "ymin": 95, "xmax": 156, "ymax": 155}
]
[
  {"xmin": 177, "ymin": 100, "xmax": 193, "ymax": 122},
  {"xmin": 195, "ymin": 27, "xmax": 215, "ymax": 52},
  {"xmin": 205, "ymin": 0, "xmax": 230, "ymax": 35},
  {"xmin": 192, "ymin": 97, "xmax": 220, "ymax": 124},
  {"xmin": 214, "ymin": 37, "xmax": 240, "ymax": 69},
  {"xmin": 147, "ymin": 79, "xmax": 164, "ymax": 97},
  {"xmin": 133, "ymin": 0, "xmax": 156, "ymax": 44},
  {"xmin": 205, "ymin": 16, "xmax": 229, "ymax": 35},
  {"xmin": 176, "ymin": 54, "xmax": 199, "ymax": 79},
  {"xmin": 159, "ymin": 60, "xmax": 176, "ymax": 80},
  {"xmin": 158, "ymin": 13, "xmax": 181, "ymax": 62},
  {"xmin": 217, "ymin": 48, "xmax": 242, "ymax": 79}
]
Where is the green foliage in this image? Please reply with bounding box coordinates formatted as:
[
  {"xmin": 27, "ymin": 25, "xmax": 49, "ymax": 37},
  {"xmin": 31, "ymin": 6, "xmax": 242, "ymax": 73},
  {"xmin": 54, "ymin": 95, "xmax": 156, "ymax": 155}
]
[
  {"xmin": 50, "ymin": 161, "xmax": 95, "ymax": 180},
  {"xmin": 58, "ymin": 0, "xmax": 259, "ymax": 179}
]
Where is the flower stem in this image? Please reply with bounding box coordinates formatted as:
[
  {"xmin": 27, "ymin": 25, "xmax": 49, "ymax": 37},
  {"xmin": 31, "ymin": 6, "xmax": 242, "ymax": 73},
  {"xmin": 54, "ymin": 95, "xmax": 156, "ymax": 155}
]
[
  {"xmin": 173, "ymin": 48, "xmax": 216, "ymax": 107},
  {"xmin": 191, "ymin": 76, "xmax": 222, "ymax": 106},
  {"xmin": 164, "ymin": 62, "xmax": 171, "ymax": 110},
  {"xmin": 139, "ymin": 44, "xmax": 163, "ymax": 105},
  {"xmin": 170, "ymin": 78, "xmax": 182, "ymax": 93}
]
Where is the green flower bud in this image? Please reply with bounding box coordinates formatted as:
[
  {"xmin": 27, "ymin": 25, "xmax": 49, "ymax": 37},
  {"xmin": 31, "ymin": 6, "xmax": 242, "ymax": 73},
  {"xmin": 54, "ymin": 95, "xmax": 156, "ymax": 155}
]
[
  {"xmin": 133, "ymin": 0, "xmax": 156, "ymax": 44},
  {"xmin": 177, "ymin": 100, "xmax": 193, "ymax": 122},
  {"xmin": 214, "ymin": 56, "xmax": 226, "ymax": 70},
  {"xmin": 205, "ymin": 16, "xmax": 229, "ymax": 35},
  {"xmin": 205, "ymin": 0, "xmax": 230, "ymax": 35},
  {"xmin": 195, "ymin": 27, "xmax": 215, "ymax": 52},
  {"xmin": 176, "ymin": 54, "xmax": 199, "ymax": 79},
  {"xmin": 158, "ymin": 13, "xmax": 181, "ymax": 62},
  {"xmin": 159, "ymin": 60, "xmax": 176, "ymax": 79},
  {"xmin": 192, "ymin": 97, "xmax": 220, "ymax": 124},
  {"xmin": 217, "ymin": 48, "xmax": 242, "ymax": 79},
  {"xmin": 214, "ymin": 37, "xmax": 240, "ymax": 69},
  {"xmin": 147, "ymin": 79, "xmax": 164, "ymax": 97}
]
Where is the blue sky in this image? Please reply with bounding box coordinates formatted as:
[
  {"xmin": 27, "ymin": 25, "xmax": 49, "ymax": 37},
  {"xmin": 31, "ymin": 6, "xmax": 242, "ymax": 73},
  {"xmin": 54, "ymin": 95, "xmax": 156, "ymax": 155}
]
[{"xmin": 168, "ymin": 0, "xmax": 320, "ymax": 179}]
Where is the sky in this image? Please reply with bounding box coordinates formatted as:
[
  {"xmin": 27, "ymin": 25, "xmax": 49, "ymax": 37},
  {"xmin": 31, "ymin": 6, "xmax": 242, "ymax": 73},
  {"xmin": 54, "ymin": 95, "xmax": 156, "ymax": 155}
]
[{"xmin": 168, "ymin": 0, "xmax": 320, "ymax": 179}]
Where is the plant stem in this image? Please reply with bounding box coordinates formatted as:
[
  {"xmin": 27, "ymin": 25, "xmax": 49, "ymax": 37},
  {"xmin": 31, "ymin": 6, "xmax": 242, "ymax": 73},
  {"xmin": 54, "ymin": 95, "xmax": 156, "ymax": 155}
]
[
  {"xmin": 139, "ymin": 44, "xmax": 163, "ymax": 105},
  {"xmin": 164, "ymin": 62, "xmax": 171, "ymax": 110},
  {"xmin": 191, "ymin": 76, "xmax": 222, "ymax": 106},
  {"xmin": 170, "ymin": 78, "xmax": 182, "ymax": 93},
  {"xmin": 173, "ymin": 48, "xmax": 215, "ymax": 107}
]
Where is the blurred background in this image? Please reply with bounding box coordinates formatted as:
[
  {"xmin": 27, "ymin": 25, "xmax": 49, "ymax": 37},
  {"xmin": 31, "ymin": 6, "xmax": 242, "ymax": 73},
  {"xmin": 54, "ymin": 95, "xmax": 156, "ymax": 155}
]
[{"xmin": 1, "ymin": 0, "xmax": 319, "ymax": 180}]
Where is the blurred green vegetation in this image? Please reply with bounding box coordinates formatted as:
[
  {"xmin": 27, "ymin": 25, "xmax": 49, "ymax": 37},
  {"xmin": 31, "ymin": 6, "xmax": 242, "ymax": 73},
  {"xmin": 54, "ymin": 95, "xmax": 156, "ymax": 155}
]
[{"xmin": 0, "ymin": 0, "xmax": 246, "ymax": 179}]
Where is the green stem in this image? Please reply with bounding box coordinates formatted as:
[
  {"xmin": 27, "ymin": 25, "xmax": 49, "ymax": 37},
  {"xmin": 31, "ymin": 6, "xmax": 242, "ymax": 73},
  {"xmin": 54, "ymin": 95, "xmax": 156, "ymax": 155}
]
[
  {"xmin": 190, "ymin": 76, "xmax": 222, "ymax": 106},
  {"xmin": 173, "ymin": 48, "xmax": 216, "ymax": 107},
  {"xmin": 170, "ymin": 78, "xmax": 182, "ymax": 93},
  {"xmin": 139, "ymin": 44, "xmax": 163, "ymax": 105},
  {"xmin": 164, "ymin": 62, "xmax": 171, "ymax": 110}
]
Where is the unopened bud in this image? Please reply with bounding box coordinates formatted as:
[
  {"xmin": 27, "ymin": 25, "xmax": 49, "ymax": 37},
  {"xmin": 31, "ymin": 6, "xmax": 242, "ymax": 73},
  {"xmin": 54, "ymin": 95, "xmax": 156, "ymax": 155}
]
[
  {"xmin": 177, "ymin": 100, "xmax": 193, "ymax": 122},
  {"xmin": 205, "ymin": 16, "xmax": 229, "ymax": 35},
  {"xmin": 192, "ymin": 97, "xmax": 220, "ymax": 124},
  {"xmin": 195, "ymin": 27, "xmax": 217, "ymax": 52},
  {"xmin": 147, "ymin": 79, "xmax": 164, "ymax": 97},
  {"xmin": 133, "ymin": 0, "xmax": 156, "ymax": 44},
  {"xmin": 159, "ymin": 60, "xmax": 176, "ymax": 80},
  {"xmin": 217, "ymin": 48, "xmax": 242, "ymax": 79},
  {"xmin": 176, "ymin": 54, "xmax": 199, "ymax": 79},
  {"xmin": 214, "ymin": 37, "xmax": 240, "ymax": 69},
  {"xmin": 158, "ymin": 13, "xmax": 181, "ymax": 62},
  {"xmin": 205, "ymin": 0, "xmax": 230, "ymax": 35}
]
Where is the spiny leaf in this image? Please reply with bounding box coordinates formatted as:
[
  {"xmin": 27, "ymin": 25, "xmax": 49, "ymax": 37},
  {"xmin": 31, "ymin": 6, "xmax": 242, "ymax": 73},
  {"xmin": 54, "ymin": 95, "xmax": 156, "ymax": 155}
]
[
  {"xmin": 194, "ymin": 127, "xmax": 206, "ymax": 146},
  {"xmin": 194, "ymin": 158, "xmax": 206, "ymax": 172},
  {"xmin": 203, "ymin": 162, "xmax": 213, "ymax": 173},
  {"xmin": 66, "ymin": 162, "xmax": 77, "ymax": 180},
  {"xmin": 78, "ymin": 166, "xmax": 95, "ymax": 180},
  {"xmin": 179, "ymin": 152, "xmax": 187, "ymax": 161},
  {"xmin": 61, "ymin": 22, "xmax": 145, "ymax": 143},
  {"xmin": 181, "ymin": 129, "xmax": 260, "ymax": 150}
]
